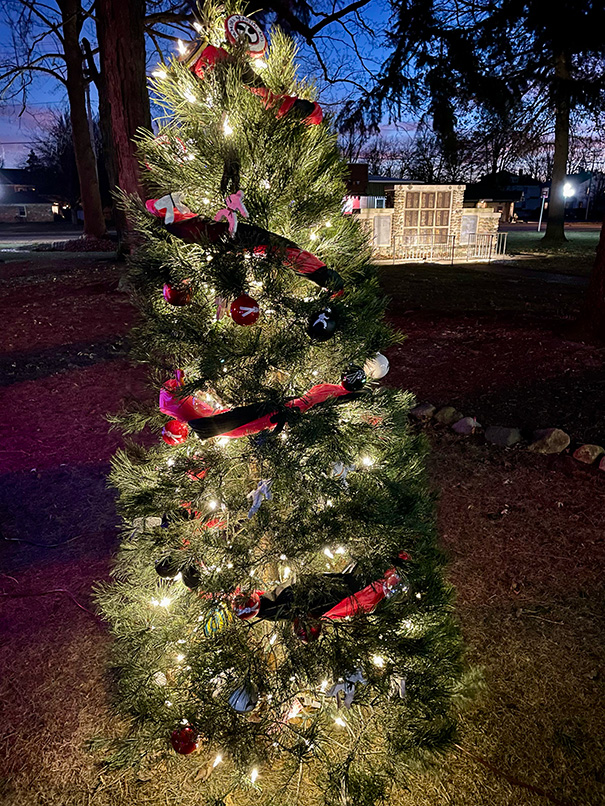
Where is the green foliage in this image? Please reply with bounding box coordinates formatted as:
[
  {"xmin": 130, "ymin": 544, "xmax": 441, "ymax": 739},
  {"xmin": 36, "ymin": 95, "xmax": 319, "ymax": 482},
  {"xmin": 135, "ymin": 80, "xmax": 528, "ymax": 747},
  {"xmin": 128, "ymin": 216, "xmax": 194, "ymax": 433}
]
[{"xmin": 98, "ymin": 3, "xmax": 468, "ymax": 804}]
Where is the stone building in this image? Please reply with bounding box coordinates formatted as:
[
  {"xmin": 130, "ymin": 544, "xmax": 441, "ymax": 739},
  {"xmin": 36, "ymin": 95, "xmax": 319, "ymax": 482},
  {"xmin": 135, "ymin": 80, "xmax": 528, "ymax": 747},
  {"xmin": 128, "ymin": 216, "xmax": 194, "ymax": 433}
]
[
  {"xmin": 0, "ymin": 188, "xmax": 54, "ymax": 223},
  {"xmin": 345, "ymin": 165, "xmax": 504, "ymax": 261}
]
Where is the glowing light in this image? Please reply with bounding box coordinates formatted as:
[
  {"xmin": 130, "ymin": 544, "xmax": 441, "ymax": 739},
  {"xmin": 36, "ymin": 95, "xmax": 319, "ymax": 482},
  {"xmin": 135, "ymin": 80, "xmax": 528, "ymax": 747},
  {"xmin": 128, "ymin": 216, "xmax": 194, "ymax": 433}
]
[
  {"xmin": 255, "ymin": 59, "xmax": 268, "ymax": 69},
  {"xmin": 563, "ymin": 182, "xmax": 575, "ymax": 198},
  {"xmin": 176, "ymin": 654, "xmax": 185, "ymax": 663},
  {"xmin": 372, "ymin": 654, "xmax": 385, "ymax": 668},
  {"xmin": 250, "ymin": 768, "xmax": 259, "ymax": 784},
  {"xmin": 177, "ymin": 39, "xmax": 187, "ymax": 55},
  {"xmin": 192, "ymin": 21, "xmax": 204, "ymax": 33},
  {"xmin": 334, "ymin": 716, "xmax": 346, "ymax": 727},
  {"xmin": 203, "ymin": 197, "xmax": 210, "ymax": 204},
  {"xmin": 160, "ymin": 597, "xmax": 172, "ymax": 608},
  {"xmin": 183, "ymin": 89, "xmax": 197, "ymax": 104},
  {"xmin": 208, "ymin": 500, "xmax": 218, "ymax": 510},
  {"xmin": 324, "ymin": 220, "xmax": 332, "ymax": 227},
  {"xmin": 282, "ymin": 566, "xmax": 292, "ymax": 579},
  {"xmin": 269, "ymin": 633, "xmax": 277, "ymax": 645},
  {"xmin": 319, "ymin": 680, "xmax": 329, "ymax": 692},
  {"xmin": 217, "ymin": 436, "xmax": 229, "ymax": 447},
  {"xmin": 416, "ymin": 592, "xmax": 422, "ymax": 599},
  {"xmin": 227, "ymin": 562, "xmax": 233, "ymax": 569},
  {"xmin": 150, "ymin": 598, "xmax": 160, "ymax": 607},
  {"xmin": 336, "ymin": 546, "xmax": 346, "ymax": 554},
  {"xmin": 324, "ymin": 548, "xmax": 335, "ymax": 559},
  {"xmin": 223, "ymin": 116, "xmax": 233, "ymax": 136},
  {"xmin": 166, "ymin": 457, "xmax": 175, "ymax": 467},
  {"xmin": 165, "ymin": 700, "xmax": 173, "ymax": 707},
  {"xmin": 279, "ymin": 431, "xmax": 288, "ymax": 441},
  {"xmin": 261, "ymin": 179, "xmax": 270, "ymax": 189},
  {"xmin": 279, "ymin": 554, "xmax": 287, "ymax": 560},
  {"xmin": 213, "ymin": 753, "xmax": 223, "ymax": 767},
  {"xmin": 152, "ymin": 69, "xmax": 167, "ymax": 79},
  {"xmin": 309, "ymin": 232, "xmax": 318, "ymax": 241},
  {"xmin": 326, "ymin": 499, "xmax": 334, "ymax": 507},
  {"xmin": 361, "ymin": 455, "xmax": 375, "ymax": 467}
]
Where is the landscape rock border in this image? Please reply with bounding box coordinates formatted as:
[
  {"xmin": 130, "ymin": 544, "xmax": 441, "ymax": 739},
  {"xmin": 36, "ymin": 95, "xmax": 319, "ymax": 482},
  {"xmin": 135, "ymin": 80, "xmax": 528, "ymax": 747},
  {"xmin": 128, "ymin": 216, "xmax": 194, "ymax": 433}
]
[{"xmin": 410, "ymin": 402, "xmax": 604, "ymax": 472}]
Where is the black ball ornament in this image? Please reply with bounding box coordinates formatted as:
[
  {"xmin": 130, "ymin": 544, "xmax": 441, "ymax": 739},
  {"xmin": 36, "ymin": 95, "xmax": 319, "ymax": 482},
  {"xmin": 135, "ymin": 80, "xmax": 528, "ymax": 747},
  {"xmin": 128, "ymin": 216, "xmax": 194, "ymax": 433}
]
[
  {"xmin": 307, "ymin": 307, "xmax": 336, "ymax": 341},
  {"xmin": 181, "ymin": 563, "xmax": 203, "ymax": 589},
  {"xmin": 341, "ymin": 365, "xmax": 366, "ymax": 391},
  {"xmin": 155, "ymin": 555, "xmax": 181, "ymax": 579}
]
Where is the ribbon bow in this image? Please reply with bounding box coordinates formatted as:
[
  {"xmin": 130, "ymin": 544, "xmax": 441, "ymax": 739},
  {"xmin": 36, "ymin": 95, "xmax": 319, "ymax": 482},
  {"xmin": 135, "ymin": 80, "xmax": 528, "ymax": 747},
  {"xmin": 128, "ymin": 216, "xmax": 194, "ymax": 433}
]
[
  {"xmin": 247, "ymin": 479, "xmax": 273, "ymax": 518},
  {"xmin": 148, "ymin": 192, "xmax": 193, "ymax": 225},
  {"xmin": 214, "ymin": 190, "xmax": 249, "ymax": 235}
]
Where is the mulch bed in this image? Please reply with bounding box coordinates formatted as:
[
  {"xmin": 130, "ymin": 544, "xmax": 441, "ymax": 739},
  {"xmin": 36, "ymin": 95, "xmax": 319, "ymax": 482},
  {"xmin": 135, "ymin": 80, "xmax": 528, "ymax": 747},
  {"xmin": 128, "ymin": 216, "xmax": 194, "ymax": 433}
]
[{"xmin": 0, "ymin": 254, "xmax": 603, "ymax": 806}]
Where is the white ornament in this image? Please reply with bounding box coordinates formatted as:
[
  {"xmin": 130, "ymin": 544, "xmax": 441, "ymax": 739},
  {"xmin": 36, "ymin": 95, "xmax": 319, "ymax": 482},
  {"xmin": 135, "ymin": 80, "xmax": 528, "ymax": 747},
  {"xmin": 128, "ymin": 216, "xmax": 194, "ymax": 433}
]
[
  {"xmin": 247, "ymin": 479, "xmax": 273, "ymax": 518},
  {"xmin": 331, "ymin": 462, "xmax": 355, "ymax": 486},
  {"xmin": 325, "ymin": 670, "xmax": 366, "ymax": 709},
  {"xmin": 363, "ymin": 352, "xmax": 390, "ymax": 380},
  {"xmin": 153, "ymin": 671, "xmax": 167, "ymax": 687}
]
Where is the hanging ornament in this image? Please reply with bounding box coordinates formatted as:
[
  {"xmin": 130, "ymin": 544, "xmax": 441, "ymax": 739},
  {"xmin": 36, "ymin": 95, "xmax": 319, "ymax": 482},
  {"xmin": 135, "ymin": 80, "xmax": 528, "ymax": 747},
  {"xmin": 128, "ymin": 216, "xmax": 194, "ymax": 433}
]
[
  {"xmin": 203, "ymin": 605, "xmax": 232, "ymax": 638},
  {"xmin": 341, "ymin": 365, "xmax": 366, "ymax": 392},
  {"xmin": 364, "ymin": 353, "xmax": 390, "ymax": 380},
  {"xmin": 162, "ymin": 420, "xmax": 189, "ymax": 445},
  {"xmin": 146, "ymin": 193, "xmax": 195, "ymax": 225},
  {"xmin": 230, "ymin": 294, "xmax": 260, "ymax": 325},
  {"xmin": 170, "ymin": 725, "xmax": 198, "ymax": 754},
  {"xmin": 215, "ymin": 296, "xmax": 229, "ymax": 321},
  {"xmin": 155, "ymin": 555, "xmax": 181, "ymax": 579},
  {"xmin": 307, "ymin": 307, "xmax": 337, "ymax": 341},
  {"xmin": 293, "ymin": 615, "xmax": 322, "ymax": 643},
  {"xmin": 228, "ymin": 682, "xmax": 259, "ymax": 713},
  {"xmin": 286, "ymin": 692, "xmax": 322, "ymax": 725},
  {"xmin": 160, "ymin": 374, "xmax": 225, "ymax": 421},
  {"xmin": 389, "ymin": 676, "xmax": 406, "ymax": 699},
  {"xmin": 224, "ymin": 14, "xmax": 267, "ymax": 58},
  {"xmin": 247, "ymin": 479, "xmax": 273, "ymax": 518},
  {"xmin": 232, "ymin": 590, "xmax": 261, "ymax": 620},
  {"xmin": 181, "ymin": 563, "xmax": 203, "ymax": 589},
  {"xmin": 214, "ymin": 190, "xmax": 249, "ymax": 235},
  {"xmin": 163, "ymin": 281, "xmax": 192, "ymax": 306},
  {"xmin": 325, "ymin": 670, "xmax": 366, "ymax": 709},
  {"xmin": 331, "ymin": 461, "xmax": 355, "ymax": 485}
]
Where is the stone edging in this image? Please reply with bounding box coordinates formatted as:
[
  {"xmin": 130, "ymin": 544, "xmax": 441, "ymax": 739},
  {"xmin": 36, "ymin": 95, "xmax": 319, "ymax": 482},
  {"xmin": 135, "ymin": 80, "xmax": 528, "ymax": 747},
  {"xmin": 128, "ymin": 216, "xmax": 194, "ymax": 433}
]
[{"xmin": 410, "ymin": 403, "xmax": 605, "ymax": 471}]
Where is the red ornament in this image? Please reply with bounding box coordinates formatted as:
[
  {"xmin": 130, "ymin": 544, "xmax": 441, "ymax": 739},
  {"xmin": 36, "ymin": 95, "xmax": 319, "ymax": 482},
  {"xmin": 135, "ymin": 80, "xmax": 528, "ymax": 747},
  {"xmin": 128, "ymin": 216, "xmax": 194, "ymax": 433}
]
[
  {"xmin": 186, "ymin": 467, "xmax": 207, "ymax": 482},
  {"xmin": 163, "ymin": 282, "xmax": 192, "ymax": 306},
  {"xmin": 232, "ymin": 590, "xmax": 261, "ymax": 620},
  {"xmin": 230, "ymin": 294, "xmax": 260, "ymax": 325},
  {"xmin": 170, "ymin": 725, "xmax": 198, "ymax": 755},
  {"xmin": 293, "ymin": 616, "xmax": 322, "ymax": 643},
  {"xmin": 162, "ymin": 420, "xmax": 189, "ymax": 445},
  {"xmin": 191, "ymin": 44, "xmax": 229, "ymax": 78}
]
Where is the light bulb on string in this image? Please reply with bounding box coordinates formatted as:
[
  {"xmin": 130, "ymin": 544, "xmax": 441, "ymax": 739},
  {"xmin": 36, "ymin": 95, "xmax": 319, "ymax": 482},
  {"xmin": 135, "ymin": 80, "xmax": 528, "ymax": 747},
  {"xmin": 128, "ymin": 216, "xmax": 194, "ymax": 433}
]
[
  {"xmin": 250, "ymin": 768, "xmax": 259, "ymax": 784},
  {"xmin": 213, "ymin": 753, "xmax": 223, "ymax": 767},
  {"xmin": 177, "ymin": 39, "xmax": 187, "ymax": 56},
  {"xmin": 152, "ymin": 68, "xmax": 167, "ymax": 79},
  {"xmin": 183, "ymin": 89, "xmax": 197, "ymax": 104},
  {"xmin": 334, "ymin": 716, "xmax": 346, "ymax": 727},
  {"xmin": 192, "ymin": 21, "xmax": 204, "ymax": 33},
  {"xmin": 223, "ymin": 116, "xmax": 234, "ymax": 136}
]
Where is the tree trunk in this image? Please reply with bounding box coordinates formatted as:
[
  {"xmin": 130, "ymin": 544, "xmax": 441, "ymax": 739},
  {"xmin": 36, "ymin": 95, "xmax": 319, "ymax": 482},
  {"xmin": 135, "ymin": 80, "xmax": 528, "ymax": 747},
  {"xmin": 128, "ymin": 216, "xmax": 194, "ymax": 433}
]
[
  {"xmin": 97, "ymin": 0, "xmax": 151, "ymax": 235},
  {"xmin": 543, "ymin": 51, "xmax": 570, "ymax": 245},
  {"xmin": 58, "ymin": 0, "xmax": 107, "ymax": 239}
]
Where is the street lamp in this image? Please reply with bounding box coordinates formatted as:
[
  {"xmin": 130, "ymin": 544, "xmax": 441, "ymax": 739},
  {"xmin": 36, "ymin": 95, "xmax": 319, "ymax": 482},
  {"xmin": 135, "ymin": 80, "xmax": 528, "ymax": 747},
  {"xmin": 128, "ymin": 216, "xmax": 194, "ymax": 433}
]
[{"xmin": 563, "ymin": 182, "xmax": 575, "ymax": 198}]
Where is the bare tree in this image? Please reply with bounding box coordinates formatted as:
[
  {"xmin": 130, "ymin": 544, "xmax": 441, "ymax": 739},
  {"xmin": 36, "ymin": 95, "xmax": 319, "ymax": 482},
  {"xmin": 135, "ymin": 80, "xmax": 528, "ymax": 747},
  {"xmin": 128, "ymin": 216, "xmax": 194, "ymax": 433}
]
[{"xmin": 1, "ymin": 0, "xmax": 107, "ymax": 237}]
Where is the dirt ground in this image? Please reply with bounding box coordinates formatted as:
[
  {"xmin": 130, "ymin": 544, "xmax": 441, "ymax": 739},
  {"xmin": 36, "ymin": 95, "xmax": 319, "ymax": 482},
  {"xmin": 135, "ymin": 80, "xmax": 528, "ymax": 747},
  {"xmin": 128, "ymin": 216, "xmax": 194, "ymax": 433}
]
[{"xmin": 0, "ymin": 252, "xmax": 603, "ymax": 806}]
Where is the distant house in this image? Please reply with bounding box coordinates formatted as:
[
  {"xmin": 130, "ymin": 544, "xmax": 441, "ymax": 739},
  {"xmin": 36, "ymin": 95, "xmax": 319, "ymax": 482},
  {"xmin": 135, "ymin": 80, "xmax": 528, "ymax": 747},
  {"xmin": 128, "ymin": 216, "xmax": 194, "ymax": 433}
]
[{"xmin": 0, "ymin": 169, "xmax": 54, "ymax": 222}]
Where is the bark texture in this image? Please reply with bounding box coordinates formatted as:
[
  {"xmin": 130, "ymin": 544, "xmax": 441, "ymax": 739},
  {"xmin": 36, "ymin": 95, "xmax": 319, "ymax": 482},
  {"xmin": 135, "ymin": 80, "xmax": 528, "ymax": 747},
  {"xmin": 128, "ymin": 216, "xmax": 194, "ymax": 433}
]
[
  {"xmin": 97, "ymin": 0, "xmax": 151, "ymax": 218},
  {"xmin": 58, "ymin": 0, "xmax": 107, "ymax": 239},
  {"xmin": 543, "ymin": 51, "xmax": 570, "ymax": 245}
]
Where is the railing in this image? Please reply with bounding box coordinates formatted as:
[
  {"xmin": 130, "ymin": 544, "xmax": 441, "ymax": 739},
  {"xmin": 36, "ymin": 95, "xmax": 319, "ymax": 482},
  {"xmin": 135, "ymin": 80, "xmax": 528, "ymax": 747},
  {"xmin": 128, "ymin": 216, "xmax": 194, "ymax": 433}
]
[{"xmin": 375, "ymin": 231, "xmax": 508, "ymax": 263}]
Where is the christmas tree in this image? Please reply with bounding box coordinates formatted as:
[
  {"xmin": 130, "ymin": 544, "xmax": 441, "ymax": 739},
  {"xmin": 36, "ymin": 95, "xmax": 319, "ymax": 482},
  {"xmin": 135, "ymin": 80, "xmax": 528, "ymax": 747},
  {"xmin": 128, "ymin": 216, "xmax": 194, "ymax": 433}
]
[{"xmin": 98, "ymin": 4, "xmax": 467, "ymax": 804}]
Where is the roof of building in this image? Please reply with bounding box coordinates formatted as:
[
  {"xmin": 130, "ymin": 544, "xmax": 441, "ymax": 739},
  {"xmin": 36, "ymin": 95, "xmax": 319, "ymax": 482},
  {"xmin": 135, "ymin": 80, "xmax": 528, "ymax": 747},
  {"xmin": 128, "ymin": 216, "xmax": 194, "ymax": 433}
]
[
  {"xmin": 0, "ymin": 188, "xmax": 51, "ymax": 205},
  {"xmin": 0, "ymin": 168, "xmax": 37, "ymax": 187},
  {"xmin": 368, "ymin": 175, "xmax": 420, "ymax": 185}
]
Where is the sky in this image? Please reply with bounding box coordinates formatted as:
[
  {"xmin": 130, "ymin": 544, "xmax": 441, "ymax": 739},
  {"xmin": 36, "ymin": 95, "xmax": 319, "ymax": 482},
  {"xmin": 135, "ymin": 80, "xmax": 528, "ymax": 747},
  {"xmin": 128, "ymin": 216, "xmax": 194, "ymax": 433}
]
[{"xmin": 0, "ymin": 2, "xmax": 394, "ymax": 168}]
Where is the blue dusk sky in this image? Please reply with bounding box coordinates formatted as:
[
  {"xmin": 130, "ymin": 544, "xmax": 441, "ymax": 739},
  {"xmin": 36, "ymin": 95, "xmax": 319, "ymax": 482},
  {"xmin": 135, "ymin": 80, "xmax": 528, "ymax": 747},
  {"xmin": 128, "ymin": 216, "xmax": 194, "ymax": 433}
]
[{"xmin": 0, "ymin": 2, "xmax": 395, "ymax": 168}]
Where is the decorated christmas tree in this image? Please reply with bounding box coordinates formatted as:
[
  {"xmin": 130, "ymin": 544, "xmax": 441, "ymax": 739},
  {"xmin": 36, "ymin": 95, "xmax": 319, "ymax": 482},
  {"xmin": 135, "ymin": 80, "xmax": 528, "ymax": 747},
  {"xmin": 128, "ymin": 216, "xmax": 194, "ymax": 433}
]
[{"xmin": 98, "ymin": 4, "xmax": 467, "ymax": 803}]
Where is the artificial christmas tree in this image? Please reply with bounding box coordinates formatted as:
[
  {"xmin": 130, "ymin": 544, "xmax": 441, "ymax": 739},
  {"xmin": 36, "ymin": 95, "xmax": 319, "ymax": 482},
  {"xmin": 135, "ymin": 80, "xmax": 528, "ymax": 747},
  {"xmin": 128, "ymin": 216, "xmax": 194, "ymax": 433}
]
[{"xmin": 98, "ymin": 4, "xmax": 467, "ymax": 804}]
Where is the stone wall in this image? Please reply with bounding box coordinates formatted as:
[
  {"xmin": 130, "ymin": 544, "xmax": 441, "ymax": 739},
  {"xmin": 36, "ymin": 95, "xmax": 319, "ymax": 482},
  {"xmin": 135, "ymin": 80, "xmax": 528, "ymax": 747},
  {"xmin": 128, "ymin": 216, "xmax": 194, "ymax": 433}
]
[{"xmin": 0, "ymin": 204, "xmax": 53, "ymax": 223}]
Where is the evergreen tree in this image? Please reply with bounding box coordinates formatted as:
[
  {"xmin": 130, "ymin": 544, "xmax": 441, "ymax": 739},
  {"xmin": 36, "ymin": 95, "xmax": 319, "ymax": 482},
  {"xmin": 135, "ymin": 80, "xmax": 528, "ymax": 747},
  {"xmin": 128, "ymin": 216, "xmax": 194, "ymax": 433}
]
[{"xmin": 98, "ymin": 4, "xmax": 467, "ymax": 803}]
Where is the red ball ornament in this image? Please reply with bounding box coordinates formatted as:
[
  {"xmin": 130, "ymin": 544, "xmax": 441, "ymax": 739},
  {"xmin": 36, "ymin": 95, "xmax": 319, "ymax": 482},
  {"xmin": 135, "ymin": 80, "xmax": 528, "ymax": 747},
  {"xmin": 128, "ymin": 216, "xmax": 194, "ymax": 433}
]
[
  {"xmin": 170, "ymin": 725, "xmax": 198, "ymax": 755},
  {"xmin": 293, "ymin": 616, "xmax": 322, "ymax": 644},
  {"xmin": 163, "ymin": 282, "xmax": 192, "ymax": 306},
  {"xmin": 162, "ymin": 420, "xmax": 189, "ymax": 445},
  {"xmin": 230, "ymin": 294, "xmax": 260, "ymax": 325},
  {"xmin": 232, "ymin": 590, "xmax": 261, "ymax": 620}
]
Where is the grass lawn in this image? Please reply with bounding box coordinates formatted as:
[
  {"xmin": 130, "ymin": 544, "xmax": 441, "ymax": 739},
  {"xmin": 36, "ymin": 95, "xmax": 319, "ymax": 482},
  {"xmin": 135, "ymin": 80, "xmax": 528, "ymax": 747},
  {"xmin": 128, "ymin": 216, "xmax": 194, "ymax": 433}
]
[
  {"xmin": 505, "ymin": 229, "xmax": 600, "ymax": 276},
  {"xmin": 0, "ymin": 252, "xmax": 603, "ymax": 806}
]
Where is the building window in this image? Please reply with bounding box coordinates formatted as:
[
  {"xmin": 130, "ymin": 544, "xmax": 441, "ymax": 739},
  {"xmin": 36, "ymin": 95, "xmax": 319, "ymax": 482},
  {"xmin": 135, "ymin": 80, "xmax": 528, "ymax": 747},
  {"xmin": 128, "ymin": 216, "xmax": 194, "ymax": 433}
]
[
  {"xmin": 373, "ymin": 215, "xmax": 392, "ymax": 247},
  {"xmin": 401, "ymin": 189, "xmax": 452, "ymax": 243},
  {"xmin": 17, "ymin": 206, "xmax": 27, "ymax": 218}
]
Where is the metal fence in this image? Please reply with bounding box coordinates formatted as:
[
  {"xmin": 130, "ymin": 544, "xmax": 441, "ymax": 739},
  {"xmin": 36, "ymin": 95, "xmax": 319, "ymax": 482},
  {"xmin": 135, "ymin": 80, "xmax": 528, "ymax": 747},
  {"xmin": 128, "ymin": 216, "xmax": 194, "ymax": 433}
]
[{"xmin": 375, "ymin": 231, "xmax": 508, "ymax": 263}]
